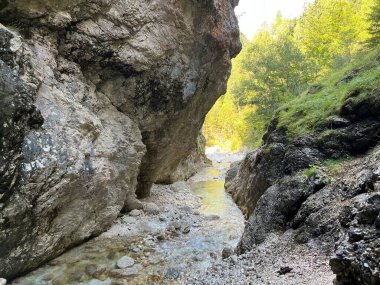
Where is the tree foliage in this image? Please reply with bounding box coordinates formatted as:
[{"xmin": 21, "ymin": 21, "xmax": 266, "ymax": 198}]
[
  {"xmin": 203, "ymin": 0, "xmax": 376, "ymax": 151},
  {"xmin": 368, "ymin": 0, "xmax": 380, "ymax": 46}
]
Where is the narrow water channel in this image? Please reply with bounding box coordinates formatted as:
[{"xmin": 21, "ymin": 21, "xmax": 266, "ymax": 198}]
[{"xmin": 11, "ymin": 152, "xmax": 245, "ymax": 285}]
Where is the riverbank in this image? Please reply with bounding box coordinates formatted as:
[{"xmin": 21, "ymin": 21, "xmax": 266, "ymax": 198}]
[
  {"xmin": 10, "ymin": 152, "xmax": 244, "ymax": 285},
  {"xmin": 184, "ymin": 231, "xmax": 334, "ymax": 285}
]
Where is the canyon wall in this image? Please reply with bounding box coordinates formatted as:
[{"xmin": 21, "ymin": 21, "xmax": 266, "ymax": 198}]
[
  {"xmin": 226, "ymin": 61, "xmax": 380, "ymax": 285},
  {"xmin": 0, "ymin": 0, "xmax": 241, "ymax": 279}
]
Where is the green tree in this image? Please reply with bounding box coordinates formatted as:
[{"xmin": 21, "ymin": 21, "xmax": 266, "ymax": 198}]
[
  {"xmin": 368, "ymin": 0, "xmax": 380, "ymax": 46},
  {"xmin": 235, "ymin": 16, "xmax": 313, "ymax": 146},
  {"xmin": 204, "ymin": 0, "xmax": 375, "ymax": 151},
  {"xmin": 296, "ymin": 0, "xmax": 374, "ymax": 73}
]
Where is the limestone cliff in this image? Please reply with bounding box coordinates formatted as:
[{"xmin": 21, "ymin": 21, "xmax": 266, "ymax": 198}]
[{"xmin": 0, "ymin": 0, "xmax": 240, "ymax": 279}]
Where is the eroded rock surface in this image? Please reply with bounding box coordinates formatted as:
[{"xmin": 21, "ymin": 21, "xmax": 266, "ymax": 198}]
[
  {"xmin": 226, "ymin": 72, "xmax": 380, "ymax": 284},
  {"xmin": 0, "ymin": 0, "xmax": 240, "ymax": 279}
]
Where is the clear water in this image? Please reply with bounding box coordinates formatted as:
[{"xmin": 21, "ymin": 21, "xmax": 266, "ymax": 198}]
[{"xmin": 11, "ymin": 160, "xmax": 244, "ymax": 285}]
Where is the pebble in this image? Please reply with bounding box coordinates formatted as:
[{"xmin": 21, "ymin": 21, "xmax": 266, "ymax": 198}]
[
  {"xmin": 87, "ymin": 278, "xmax": 112, "ymax": 285},
  {"xmin": 167, "ymin": 225, "xmax": 176, "ymax": 232},
  {"xmin": 149, "ymin": 257, "xmax": 161, "ymax": 265},
  {"xmin": 278, "ymin": 266, "xmax": 293, "ymax": 275},
  {"xmin": 129, "ymin": 246, "xmax": 141, "ymax": 253},
  {"xmin": 182, "ymin": 226, "xmax": 191, "ymax": 234},
  {"xmin": 172, "ymin": 221, "xmax": 182, "ymax": 230},
  {"xmin": 157, "ymin": 233, "xmax": 167, "ymax": 241},
  {"xmin": 110, "ymin": 264, "xmax": 143, "ymax": 277},
  {"xmin": 0, "ymin": 278, "xmax": 6, "ymax": 285},
  {"xmin": 129, "ymin": 209, "xmax": 142, "ymax": 217},
  {"xmin": 85, "ymin": 264, "xmax": 107, "ymax": 278},
  {"xmin": 121, "ymin": 216, "xmax": 136, "ymax": 224},
  {"xmin": 116, "ymin": 256, "xmax": 135, "ymax": 269},
  {"xmin": 230, "ymin": 255, "xmax": 238, "ymax": 265},
  {"xmin": 222, "ymin": 247, "xmax": 234, "ymax": 259},
  {"xmin": 166, "ymin": 267, "xmax": 180, "ymax": 280},
  {"xmin": 143, "ymin": 202, "xmax": 160, "ymax": 215},
  {"xmin": 205, "ymin": 214, "xmax": 220, "ymax": 221}
]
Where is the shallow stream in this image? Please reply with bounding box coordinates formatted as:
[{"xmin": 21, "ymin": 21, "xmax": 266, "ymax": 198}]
[{"xmin": 11, "ymin": 152, "xmax": 245, "ymax": 285}]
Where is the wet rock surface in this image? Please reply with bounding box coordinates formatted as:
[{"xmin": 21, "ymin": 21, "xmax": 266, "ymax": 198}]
[{"xmin": 0, "ymin": 0, "xmax": 240, "ymax": 279}]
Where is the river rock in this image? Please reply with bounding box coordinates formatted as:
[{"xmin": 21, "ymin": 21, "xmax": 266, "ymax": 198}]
[
  {"xmin": 129, "ymin": 246, "xmax": 141, "ymax": 253},
  {"xmin": 87, "ymin": 278, "xmax": 112, "ymax": 285},
  {"xmin": 110, "ymin": 264, "xmax": 143, "ymax": 278},
  {"xmin": 171, "ymin": 221, "xmax": 182, "ymax": 230},
  {"xmin": 205, "ymin": 214, "xmax": 221, "ymax": 221},
  {"xmin": 149, "ymin": 257, "xmax": 161, "ymax": 265},
  {"xmin": 143, "ymin": 202, "xmax": 160, "ymax": 215},
  {"xmin": 121, "ymin": 216, "xmax": 136, "ymax": 224},
  {"xmin": 116, "ymin": 256, "xmax": 135, "ymax": 269},
  {"xmin": 230, "ymin": 255, "xmax": 238, "ymax": 265},
  {"xmin": 165, "ymin": 267, "xmax": 181, "ymax": 280},
  {"xmin": 0, "ymin": 0, "xmax": 240, "ymax": 279},
  {"xmin": 159, "ymin": 215, "xmax": 167, "ymax": 222},
  {"xmin": 0, "ymin": 278, "xmax": 6, "ymax": 285},
  {"xmin": 157, "ymin": 233, "xmax": 167, "ymax": 241},
  {"xmin": 85, "ymin": 264, "xmax": 106, "ymax": 277},
  {"xmin": 129, "ymin": 210, "xmax": 142, "ymax": 217},
  {"xmin": 182, "ymin": 226, "xmax": 191, "ymax": 234},
  {"xmin": 222, "ymin": 247, "xmax": 234, "ymax": 259}
]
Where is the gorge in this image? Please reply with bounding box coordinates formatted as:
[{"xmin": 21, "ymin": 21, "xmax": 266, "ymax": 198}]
[
  {"xmin": 0, "ymin": 0, "xmax": 240, "ymax": 280},
  {"xmin": 1, "ymin": 0, "xmax": 380, "ymax": 285}
]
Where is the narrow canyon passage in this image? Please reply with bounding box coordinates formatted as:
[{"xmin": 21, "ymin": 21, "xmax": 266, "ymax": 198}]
[
  {"xmin": 1, "ymin": 1, "xmax": 379, "ymax": 284},
  {"xmin": 10, "ymin": 152, "xmax": 245, "ymax": 285}
]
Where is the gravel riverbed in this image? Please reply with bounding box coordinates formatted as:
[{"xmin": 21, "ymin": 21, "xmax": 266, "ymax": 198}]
[{"xmin": 10, "ymin": 151, "xmax": 334, "ymax": 285}]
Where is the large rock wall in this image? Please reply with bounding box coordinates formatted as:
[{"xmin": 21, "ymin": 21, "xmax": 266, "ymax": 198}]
[
  {"xmin": 0, "ymin": 0, "xmax": 241, "ymax": 279},
  {"xmin": 227, "ymin": 78, "xmax": 380, "ymax": 213},
  {"xmin": 226, "ymin": 68, "xmax": 380, "ymax": 284}
]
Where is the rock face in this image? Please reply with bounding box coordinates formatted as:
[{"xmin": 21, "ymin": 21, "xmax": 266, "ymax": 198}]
[
  {"xmin": 156, "ymin": 133, "xmax": 211, "ymax": 183},
  {"xmin": 0, "ymin": 0, "xmax": 240, "ymax": 279},
  {"xmin": 226, "ymin": 79, "xmax": 380, "ymax": 284}
]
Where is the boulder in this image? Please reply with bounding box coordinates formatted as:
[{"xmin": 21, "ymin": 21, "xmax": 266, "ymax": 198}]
[{"xmin": 0, "ymin": 0, "xmax": 241, "ymax": 279}]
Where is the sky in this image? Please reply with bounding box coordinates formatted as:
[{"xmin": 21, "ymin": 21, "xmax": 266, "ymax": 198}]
[{"xmin": 235, "ymin": 0, "xmax": 314, "ymax": 40}]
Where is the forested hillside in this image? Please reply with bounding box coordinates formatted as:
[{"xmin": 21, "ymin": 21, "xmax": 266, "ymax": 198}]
[{"xmin": 204, "ymin": 0, "xmax": 379, "ymax": 151}]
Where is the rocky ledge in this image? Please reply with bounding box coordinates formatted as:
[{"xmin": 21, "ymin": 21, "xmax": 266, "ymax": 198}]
[
  {"xmin": 0, "ymin": 0, "xmax": 240, "ymax": 279},
  {"xmin": 226, "ymin": 67, "xmax": 380, "ymax": 284}
]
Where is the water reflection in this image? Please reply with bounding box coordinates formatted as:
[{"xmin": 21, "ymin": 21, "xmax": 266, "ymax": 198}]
[{"xmin": 190, "ymin": 180, "xmax": 228, "ymax": 216}]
